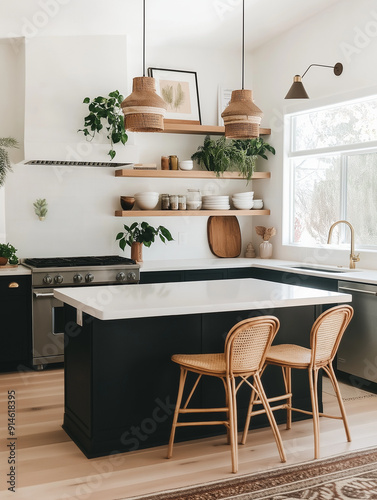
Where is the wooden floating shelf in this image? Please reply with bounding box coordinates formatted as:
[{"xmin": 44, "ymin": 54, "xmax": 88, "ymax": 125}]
[
  {"xmin": 115, "ymin": 209, "xmax": 270, "ymax": 217},
  {"xmin": 115, "ymin": 170, "xmax": 271, "ymax": 180},
  {"xmin": 162, "ymin": 123, "xmax": 271, "ymax": 136}
]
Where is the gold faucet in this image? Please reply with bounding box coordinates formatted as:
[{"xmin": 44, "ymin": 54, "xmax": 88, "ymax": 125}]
[{"xmin": 327, "ymin": 220, "xmax": 360, "ymax": 269}]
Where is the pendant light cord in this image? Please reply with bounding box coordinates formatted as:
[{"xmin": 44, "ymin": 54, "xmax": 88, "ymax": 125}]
[
  {"xmin": 143, "ymin": 0, "xmax": 146, "ymax": 77},
  {"xmin": 242, "ymin": 0, "xmax": 245, "ymax": 89}
]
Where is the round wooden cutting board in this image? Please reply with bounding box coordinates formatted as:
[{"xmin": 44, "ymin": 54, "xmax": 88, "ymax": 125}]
[{"xmin": 207, "ymin": 216, "xmax": 242, "ymax": 258}]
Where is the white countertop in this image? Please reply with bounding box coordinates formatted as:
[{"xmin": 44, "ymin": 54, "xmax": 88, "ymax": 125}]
[
  {"xmin": 54, "ymin": 278, "xmax": 351, "ymax": 321},
  {"xmin": 0, "ymin": 264, "xmax": 31, "ymax": 276},
  {"xmin": 140, "ymin": 258, "xmax": 377, "ymax": 284}
]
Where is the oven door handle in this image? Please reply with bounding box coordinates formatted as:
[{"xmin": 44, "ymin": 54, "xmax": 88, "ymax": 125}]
[{"xmin": 33, "ymin": 292, "xmax": 55, "ymax": 298}]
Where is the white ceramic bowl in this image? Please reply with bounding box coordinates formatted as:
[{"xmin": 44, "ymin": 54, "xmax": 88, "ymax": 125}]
[
  {"xmin": 232, "ymin": 199, "xmax": 254, "ymax": 210},
  {"xmin": 179, "ymin": 160, "xmax": 194, "ymax": 171},
  {"xmin": 135, "ymin": 198, "xmax": 159, "ymax": 210},
  {"xmin": 134, "ymin": 192, "xmax": 159, "ymax": 210},
  {"xmin": 232, "ymin": 191, "xmax": 254, "ymax": 198},
  {"xmin": 134, "ymin": 191, "xmax": 159, "ymax": 197},
  {"xmin": 252, "ymin": 199, "xmax": 264, "ymax": 209}
]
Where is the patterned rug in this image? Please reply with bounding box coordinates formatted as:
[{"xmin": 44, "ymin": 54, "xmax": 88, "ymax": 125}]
[{"xmin": 127, "ymin": 447, "xmax": 377, "ymax": 500}]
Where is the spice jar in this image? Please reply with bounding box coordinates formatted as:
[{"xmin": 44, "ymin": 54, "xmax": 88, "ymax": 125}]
[
  {"xmin": 178, "ymin": 195, "xmax": 186, "ymax": 210},
  {"xmin": 186, "ymin": 189, "xmax": 202, "ymax": 210},
  {"xmin": 169, "ymin": 194, "xmax": 178, "ymax": 210},
  {"xmin": 161, "ymin": 156, "xmax": 170, "ymax": 170},
  {"xmin": 161, "ymin": 194, "xmax": 170, "ymax": 210},
  {"xmin": 169, "ymin": 155, "xmax": 178, "ymax": 170}
]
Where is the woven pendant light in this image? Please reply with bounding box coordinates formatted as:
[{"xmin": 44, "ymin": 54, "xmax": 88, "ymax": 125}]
[
  {"xmin": 121, "ymin": 0, "xmax": 167, "ymax": 132},
  {"xmin": 221, "ymin": 0, "xmax": 262, "ymax": 139}
]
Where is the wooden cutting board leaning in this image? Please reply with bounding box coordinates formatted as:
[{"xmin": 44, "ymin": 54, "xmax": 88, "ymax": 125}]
[{"xmin": 207, "ymin": 216, "xmax": 242, "ymax": 258}]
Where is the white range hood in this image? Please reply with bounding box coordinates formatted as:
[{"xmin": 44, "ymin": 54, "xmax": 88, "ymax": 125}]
[{"xmin": 22, "ymin": 35, "xmax": 139, "ymax": 167}]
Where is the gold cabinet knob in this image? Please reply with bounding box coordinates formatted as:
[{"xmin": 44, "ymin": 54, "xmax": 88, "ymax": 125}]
[{"xmin": 8, "ymin": 282, "xmax": 19, "ymax": 288}]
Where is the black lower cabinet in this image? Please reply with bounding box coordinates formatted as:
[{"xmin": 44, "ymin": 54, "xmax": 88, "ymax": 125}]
[
  {"xmin": 0, "ymin": 275, "xmax": 32, "ymax": 371},
  {"xmin": 139, "ymin": 270, "xmax": 185, "ymax": 284}
]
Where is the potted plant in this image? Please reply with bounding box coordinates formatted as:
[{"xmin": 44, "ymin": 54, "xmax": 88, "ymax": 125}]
[
  {"xmin": 0, "ymin": 242, "xmax": 19, "ymax": 266},
  {"xmin": 191, "ymin": 135, "xmax": 275, "ymax": 181},
  {"xmin": 78, "ymin": 90, "xmax": 128, "ymax": 160},
  {"xmin": 116, "ymin": 222, "xmax": 174, "ymax": 262},
  {"xmin": 0, "ymin": 137, "xmax": 19, "ymax": 187}
]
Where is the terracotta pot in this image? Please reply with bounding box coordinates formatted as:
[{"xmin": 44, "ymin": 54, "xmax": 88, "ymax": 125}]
[
  {"xmin": 131, "ymin": 242, "xmax": 143, "ymax": 262},
  {"xmin": 0, "ymin": 257, "xmax": 8, "ymax": 266}
]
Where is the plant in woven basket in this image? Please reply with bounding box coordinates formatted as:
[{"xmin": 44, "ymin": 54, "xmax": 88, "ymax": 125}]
[
  {"xmin": 78, "ymin": 90, "xmax": 128, "ymax": 160},
  {"xmin": 0, "ymin": 137, "xmax": 19, "ymax": 187}
]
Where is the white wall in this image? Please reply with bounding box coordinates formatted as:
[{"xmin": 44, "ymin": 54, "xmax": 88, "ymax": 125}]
[
  {"xmin": 251, "ymin": 0, "xmax": 377, "ymax": 269},
  {"xmin": 0, "ymin": 1, "xmax": 259, "ymax": 260}
]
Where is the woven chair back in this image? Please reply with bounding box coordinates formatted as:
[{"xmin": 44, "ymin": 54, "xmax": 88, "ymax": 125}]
[
  {"xmin": 310, "ymin": 305, "xmax": 353, "ymax": 365},
  {"xmin": 225, "ymin": 316, "xmax": 280, "ymax": 375}
]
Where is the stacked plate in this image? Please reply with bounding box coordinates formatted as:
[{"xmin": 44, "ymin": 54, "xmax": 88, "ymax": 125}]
[
  {"xmin": 232, "ymin": 191, "xmax": 254, "ymax": 210},
  {"xmin": 202, "ymin": 195, "xmax": 230, "ymax": 210}
]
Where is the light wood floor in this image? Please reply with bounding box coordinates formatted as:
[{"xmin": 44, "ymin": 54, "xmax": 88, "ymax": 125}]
[{"xmin": 1, "ymin": 367, "xmax": 377, "ymax": 500}]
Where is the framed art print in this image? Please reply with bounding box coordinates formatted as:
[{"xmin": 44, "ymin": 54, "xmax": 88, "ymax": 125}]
[{"xmin": 148, "ymin": 67, "xmax": 201, "ymax": 124}]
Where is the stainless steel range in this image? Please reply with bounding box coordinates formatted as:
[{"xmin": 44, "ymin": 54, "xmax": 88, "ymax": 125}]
[{"xmin": 23, "ymin": 255, "xmax": 140, "ymax": 369}]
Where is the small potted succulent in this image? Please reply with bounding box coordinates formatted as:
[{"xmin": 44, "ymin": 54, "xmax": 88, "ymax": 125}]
[
  {"xmin": 116, "ymin": 222, "xmax": 174, "ymax": 262},
  {"xmin": 0, "ymin": 242, "xmax": 19, "ymax": 266}
]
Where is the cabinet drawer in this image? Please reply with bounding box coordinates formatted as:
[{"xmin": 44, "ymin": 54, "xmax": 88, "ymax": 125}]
[{"xmin": 0, "ymin": 275, "xmax": 31, "ymax": 297}]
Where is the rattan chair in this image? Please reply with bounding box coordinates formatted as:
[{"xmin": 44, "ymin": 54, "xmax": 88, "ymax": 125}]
[
  {"xmin": 241, "ymin": 305, "xmax": 354, "ymax": 459},
  {"xmin": 167, "ymin": 316, "xmax": 286, "ymax": 473}
]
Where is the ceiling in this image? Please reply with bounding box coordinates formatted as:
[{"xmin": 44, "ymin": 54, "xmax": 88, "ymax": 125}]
[
  {"xmin": 1, "ymin": 0, "xmax": 343, "ymax": 52},
  {"xmin": 146, "ymin": 0, "xmax": 343, "ymax": 50}
]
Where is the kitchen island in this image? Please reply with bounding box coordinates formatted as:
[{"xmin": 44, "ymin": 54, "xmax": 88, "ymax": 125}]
[{"xmin": 54, "ymin": 278, "xmax": 351, "ymax": 458}]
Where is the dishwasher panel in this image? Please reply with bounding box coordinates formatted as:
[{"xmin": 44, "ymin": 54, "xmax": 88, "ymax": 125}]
[{"xmin": 337, "ymin": 281, "xmax": 377, "ymax": 383}]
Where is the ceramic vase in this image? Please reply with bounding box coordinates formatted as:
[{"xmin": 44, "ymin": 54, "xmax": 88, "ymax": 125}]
[
  {"xmin": 131, "ymin": 242, "xmax": 143, "ymax": 262},
  {"xmin": 259, "ymin": 241, "xmax": 273, "ymax": 259}
]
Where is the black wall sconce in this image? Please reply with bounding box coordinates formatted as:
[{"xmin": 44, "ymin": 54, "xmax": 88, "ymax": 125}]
[{"xmin": 285, "ymin": 62, "xmax": 343, "ymax": 99}]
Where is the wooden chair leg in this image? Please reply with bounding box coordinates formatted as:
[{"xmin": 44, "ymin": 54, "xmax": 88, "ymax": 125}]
[
  {"xmin": 327, "ymin": 363, "xmax": 351, "ymax": 442},
  {"xmin": 167, "ymin": 367, "xmax": 187, "ymax": 459},
  {"xmin": 254, "ymin": 374, "xmax": 286, "ymax": 463},
  {"xmin": 283, "ymin": 366, "xmax": 292, "ymax": 430},
  {"xmin": 241, "ymin": 385, "xmax": 257, "ymax": 445},
  {"xmin": 226, "ymin": 376, "xmax": 238, "ymax": 473},
  {"xmin": 308, "ymin": 367, "xmax": 320, "ymax": 459}
]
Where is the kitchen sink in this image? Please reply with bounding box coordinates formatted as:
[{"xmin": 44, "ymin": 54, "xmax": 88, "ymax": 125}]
[{"xmin": 287, "ymin": 264, "xmax": 360, "ymax": 273}]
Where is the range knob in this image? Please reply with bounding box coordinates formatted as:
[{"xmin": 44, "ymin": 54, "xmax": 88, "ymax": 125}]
[
  {"xmin": 85, "ymin": 273, "xmax": 94, "ymax": 283},
  {"xmin": 54, "ymin": 275, "xmax": 64, "ymax": 284},
  {"xmin": 43, "ymin": 275, "xmax": 53, "ymax": 284},
  {"xmin": 73, "ymin": 274, "xmax": 83, "ymax": 283},
  {"xmin": 127, "ymin": 272, "xmax": 137, "ymax": 283},
  {"xmin": 116, "ymin": 272, "xmax": 126, "ymax": 282}
]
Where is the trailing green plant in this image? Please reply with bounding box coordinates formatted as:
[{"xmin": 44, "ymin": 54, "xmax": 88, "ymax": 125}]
[
  {"xmin": 116, "ymin": 222, "xmax": 174, "ymax": 251},
  {"xmin": 33, "ymin": 198, "xmax": 48, "ymax": 220},
  {"xmin": 191, "ymin": 135, "xmax": 275, "ymax": 181},
  {"xmin": 78, "ymin": 90, "xmax": 128, "ymax": 160},
  {"xmin": 0, "ymin": 137, "xmax": 19, "ymax": 187},
  {"xmin": 0, "ymin": 242, "xmax": 18, "ymax": 265}
]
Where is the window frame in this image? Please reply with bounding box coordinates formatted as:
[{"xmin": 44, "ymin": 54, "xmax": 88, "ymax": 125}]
[{"xmin": 284, "ymin": 94, "xmax": 377, "ymax": 250}]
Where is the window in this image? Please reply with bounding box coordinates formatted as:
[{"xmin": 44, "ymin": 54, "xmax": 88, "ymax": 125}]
[{"xmin": 287, "ymin": 95, "xmax": 377, "ymax": 249}]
